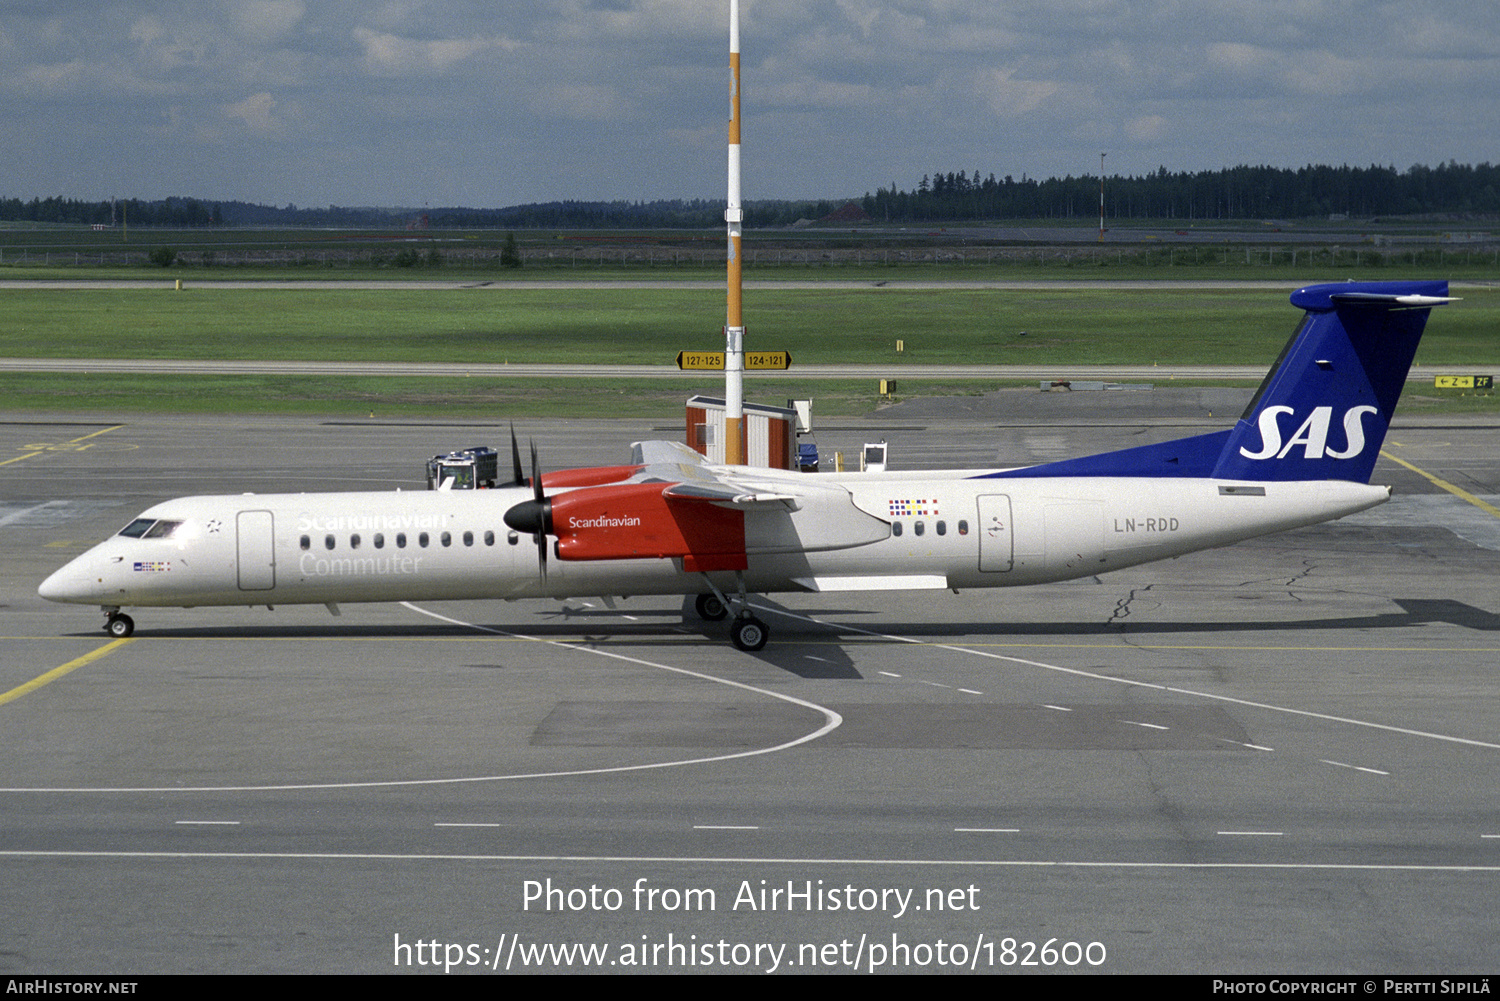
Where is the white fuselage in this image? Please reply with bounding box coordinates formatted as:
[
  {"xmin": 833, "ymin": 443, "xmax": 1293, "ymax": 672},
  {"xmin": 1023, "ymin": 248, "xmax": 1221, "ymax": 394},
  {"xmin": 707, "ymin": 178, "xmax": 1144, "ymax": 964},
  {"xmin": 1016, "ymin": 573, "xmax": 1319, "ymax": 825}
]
[{"xmin": 39, "ymin": 469, "xmax": 1390, "ymax": 611}]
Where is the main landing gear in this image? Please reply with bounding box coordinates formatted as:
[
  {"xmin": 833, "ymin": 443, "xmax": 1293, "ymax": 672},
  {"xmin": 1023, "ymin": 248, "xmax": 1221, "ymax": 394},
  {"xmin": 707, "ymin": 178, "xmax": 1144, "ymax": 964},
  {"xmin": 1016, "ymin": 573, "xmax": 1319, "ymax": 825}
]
[
  {"xmin": 696, "ymin": 575, "xmax": 769, "ymax": 652},
  {"xmin": 103, "ymin": 608, "xmax": 135, "ymax": 638}
]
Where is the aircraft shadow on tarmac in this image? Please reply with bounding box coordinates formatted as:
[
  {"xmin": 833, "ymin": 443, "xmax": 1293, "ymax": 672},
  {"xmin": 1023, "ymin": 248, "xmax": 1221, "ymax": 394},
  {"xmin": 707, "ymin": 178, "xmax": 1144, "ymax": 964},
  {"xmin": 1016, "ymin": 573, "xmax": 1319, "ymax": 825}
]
[{"xmin": 64, "ymin": 598, "xmax": 1497, "ymax": 687}]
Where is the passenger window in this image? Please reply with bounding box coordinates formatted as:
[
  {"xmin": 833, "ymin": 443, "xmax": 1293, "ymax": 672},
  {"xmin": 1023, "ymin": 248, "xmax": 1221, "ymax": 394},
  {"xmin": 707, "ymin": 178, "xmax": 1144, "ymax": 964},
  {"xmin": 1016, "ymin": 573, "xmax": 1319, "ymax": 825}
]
[
  {"xmin": 441, "ymin": 532, "xmax": 452, "ymax": 547},
  {"xmin": 396, "ymin": 533, "xmax": 407, "ymax": 549},
  {"xmin": 892, "ymin": 521, "xmax": 903, "ymax": 537},
  {"xmin": 419, "ymin": 532, "xmax": 430, "ymax": 548},
  {"xmin": 300, "ymin": 535, "xmax": 310, "ymax": 551},
  {"xmin": 374, "ymin": 533, "xmax": 385, "ymax": 549},
  {"xmin": 914, "ymin": 521, "xmax": 925, "ymax": 536},
  {"xmin": 463, "ymin": 531, "xmax": 474, "ymax": 547},
  {"xmin": 350, "ymin": 534, "xmax": 361, "ymax": 549},
  {"xmin": 936, "ymin": 521, "xmax": 947, "ymax": 536},
  {"xmin": 507, "ymin": 531, "xmax": 519, "ymax": 546},
  {"xmin": 485, "ymin": 530, "xmax": 495, "ymax": 546},
  {"xmin": 324, "ymin": 534, "xmax": 335, "ymax": 550},
  {"xmin": 958, "ymin": 520, "xmax": 969, "ymax": 536}
]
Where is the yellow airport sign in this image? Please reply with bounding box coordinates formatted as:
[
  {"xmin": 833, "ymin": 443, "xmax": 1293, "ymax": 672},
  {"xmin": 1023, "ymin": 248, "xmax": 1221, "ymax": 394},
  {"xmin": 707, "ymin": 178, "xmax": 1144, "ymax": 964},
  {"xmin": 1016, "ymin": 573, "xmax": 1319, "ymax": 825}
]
[
  {"xmin": 676, "ymin": 351, "xmax": 792, "ymax": 371},
  {"xmin": 1435, "ymin": 375, "xmax": 1493, "ymax": 389},
  {"xmin": 677, "ymin": 351, "xmax": 724, "ymax": 370},
  {"xmin": 746, "ymin": 351, "xmax": 792, "ymax": 370}
]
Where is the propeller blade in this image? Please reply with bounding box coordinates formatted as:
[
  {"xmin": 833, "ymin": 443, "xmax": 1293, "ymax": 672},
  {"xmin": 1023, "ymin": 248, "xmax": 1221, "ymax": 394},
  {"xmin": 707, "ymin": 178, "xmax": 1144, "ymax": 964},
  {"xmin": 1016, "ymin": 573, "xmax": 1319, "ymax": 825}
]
[
  {"xmin": 509, "ymin": 423, "xmax": 526, "ymax": 487},
  {"xmin": 530, "ymin": 440, "xmax": 547, "ymax": 580}
]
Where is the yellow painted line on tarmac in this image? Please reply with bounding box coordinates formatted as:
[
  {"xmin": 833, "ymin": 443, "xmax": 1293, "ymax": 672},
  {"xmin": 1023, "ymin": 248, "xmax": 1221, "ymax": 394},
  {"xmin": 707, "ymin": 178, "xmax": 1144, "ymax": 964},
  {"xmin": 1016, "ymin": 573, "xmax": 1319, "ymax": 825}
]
[
  {"xmin": 2, "ymin": 425, "xmax": 125, "ymax": 468},
  {"xmin": 0, "ymin": 638, "xmax": 133, "ymax": 707},
  {"xmin": 0, "ymin": 450, "xmax": 46, "ymax": 468},
  {"xmin": 1381, "ymin": 449, "xmax": 1500, "ymax": 520}
]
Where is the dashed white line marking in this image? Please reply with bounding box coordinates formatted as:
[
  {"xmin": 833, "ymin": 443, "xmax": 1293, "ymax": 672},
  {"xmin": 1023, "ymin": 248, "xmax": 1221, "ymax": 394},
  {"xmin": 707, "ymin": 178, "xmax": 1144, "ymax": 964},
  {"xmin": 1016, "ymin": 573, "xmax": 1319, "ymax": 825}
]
[
  {"xmin": 1124, "ymin": 720, "xmax": 1169, "ymax": 731},
  {"xmin": 1320, "ymin": 759, "xmax": 1390, "ymax": 776},
  {"xmin": 1219, "ymin": 831, "xmax": 1284, "ymax": 837},
  {"xmin": 955, "ymin": 827, "xmax": 1020, "ymax": 833},
  {"xmin": 917, "ymin": 680, "xmax": 951, "ymax": 689},
  {"xmin": 175, "ymin": 820, "xmax": 240, "ymax": 826},
  {"xmin": 753, "ymin": 604, "xmax": 1500, "ymax": 751},
  {"xmin": 804, "ymin": 655, "xmax": 831, "ymax": 663},
  {"xmin": 1214, "ymin": 737, "xmax": 1275, "ymax": 751},
  {"xmin": 878, "ymin": 671, "xmax": 902, "ymax": 678},
  {"xmin": 957, "ymin": 688, "xmax": 983, "ymax": 695},
  {"xmin": 1043, "ymin": 705, "xmax": 1072, "ymax": 712}
]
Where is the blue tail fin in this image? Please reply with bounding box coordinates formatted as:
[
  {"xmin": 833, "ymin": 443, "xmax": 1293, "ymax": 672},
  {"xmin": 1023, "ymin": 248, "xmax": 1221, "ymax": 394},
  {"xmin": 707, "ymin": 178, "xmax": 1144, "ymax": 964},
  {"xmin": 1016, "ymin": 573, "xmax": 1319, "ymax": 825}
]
[
  {"xmin": 1210, "ymin": 280, "xmax": 1451, "ymax": 482},
  {"xmin": 975, "ymin": 280, "xmax": 1452, "ymax": 484}
]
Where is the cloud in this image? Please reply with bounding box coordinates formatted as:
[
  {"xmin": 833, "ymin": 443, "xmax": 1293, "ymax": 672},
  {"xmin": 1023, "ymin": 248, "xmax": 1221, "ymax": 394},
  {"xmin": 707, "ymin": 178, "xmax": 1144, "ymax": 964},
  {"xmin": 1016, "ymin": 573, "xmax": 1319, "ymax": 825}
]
[
  {"xmin": 224, "ymin": 91, "xmax": 281, "ymax": 133},
  {"xmin": 353, "ymin": 26, "xmax": 516, "ymax": 76},
  {"xmin": 977, "ymin": 66, "xmax": 1058, "ymax": 118},
  {"xmin": 228, "ymin": 0, "xmax": 306, "ymax": 44}
]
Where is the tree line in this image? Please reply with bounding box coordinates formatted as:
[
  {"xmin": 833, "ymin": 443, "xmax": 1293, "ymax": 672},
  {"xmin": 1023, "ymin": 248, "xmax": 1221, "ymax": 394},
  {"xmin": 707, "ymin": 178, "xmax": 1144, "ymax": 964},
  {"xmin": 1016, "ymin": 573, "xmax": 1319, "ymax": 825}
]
[
  {"xmin": 3, "ymin": 161, "xmax": 1496, "ymax": 229},
  {"xmin": 863, "ymin": 162, "xmax": 1500, "ymax": 222}
]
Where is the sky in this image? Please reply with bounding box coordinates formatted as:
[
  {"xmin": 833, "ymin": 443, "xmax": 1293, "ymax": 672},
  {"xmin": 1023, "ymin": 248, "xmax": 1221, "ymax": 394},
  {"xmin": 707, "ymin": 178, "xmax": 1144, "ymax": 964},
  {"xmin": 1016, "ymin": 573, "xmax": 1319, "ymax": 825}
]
[{"xmin": 1, "ymin": 1, "xmax": 1496, "ymax": 209}]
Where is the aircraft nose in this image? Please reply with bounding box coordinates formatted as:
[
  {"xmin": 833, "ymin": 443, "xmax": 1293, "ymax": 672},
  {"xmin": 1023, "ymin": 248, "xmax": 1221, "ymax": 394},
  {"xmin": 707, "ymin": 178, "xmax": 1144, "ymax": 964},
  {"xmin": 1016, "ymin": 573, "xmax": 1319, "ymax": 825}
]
[{"xmin": 38, "ymin": 560, "xmax": 97, "ymax": 604}]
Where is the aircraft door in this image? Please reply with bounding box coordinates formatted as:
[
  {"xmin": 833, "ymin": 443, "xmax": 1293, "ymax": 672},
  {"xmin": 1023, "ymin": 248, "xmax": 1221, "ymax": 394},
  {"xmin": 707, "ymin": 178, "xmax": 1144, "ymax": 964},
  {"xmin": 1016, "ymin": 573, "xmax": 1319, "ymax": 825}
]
[
  {"xmin": 977, "ymin": 494, "xmax": 1013, "ymax": 572},
  {"xmin": 237, "ymin": 510, "xmax": 276, "ymax": 591}
]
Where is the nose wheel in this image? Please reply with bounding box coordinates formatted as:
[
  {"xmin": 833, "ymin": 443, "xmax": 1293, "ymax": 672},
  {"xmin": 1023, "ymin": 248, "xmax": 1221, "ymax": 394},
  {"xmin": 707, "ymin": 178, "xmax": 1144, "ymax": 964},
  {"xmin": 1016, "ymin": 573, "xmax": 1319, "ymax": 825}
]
[{"xmin": 105, "ymin": 612, "xmax": 135, "ymax": 638}]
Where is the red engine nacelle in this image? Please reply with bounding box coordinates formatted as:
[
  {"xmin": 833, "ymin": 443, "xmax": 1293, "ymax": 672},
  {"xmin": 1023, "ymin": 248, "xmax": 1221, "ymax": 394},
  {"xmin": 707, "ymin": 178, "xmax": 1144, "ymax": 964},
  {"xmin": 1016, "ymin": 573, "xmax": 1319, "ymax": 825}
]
[
  {"xmin": 548, "ymin": 482, "xmax": 747, "ymax": 572},
  {"xmin": 539, "ymin": 464, "xmax": 643, "ymax": 489}
]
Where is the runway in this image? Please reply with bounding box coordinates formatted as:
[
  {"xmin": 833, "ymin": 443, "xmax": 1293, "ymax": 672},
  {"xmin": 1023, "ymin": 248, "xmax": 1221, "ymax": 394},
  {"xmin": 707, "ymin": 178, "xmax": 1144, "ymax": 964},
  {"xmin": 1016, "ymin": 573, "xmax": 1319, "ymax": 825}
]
[{"xmin": 3, "ymin": 406, "xmax": 1498, "ymax": 974}]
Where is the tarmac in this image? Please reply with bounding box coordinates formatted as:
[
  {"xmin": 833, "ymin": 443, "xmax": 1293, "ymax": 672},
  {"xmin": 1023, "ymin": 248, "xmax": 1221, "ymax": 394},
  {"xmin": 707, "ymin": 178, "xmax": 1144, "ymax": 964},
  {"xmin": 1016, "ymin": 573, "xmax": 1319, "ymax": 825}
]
[{"xmin": 2, "ymin": 391, "xmax": 1498, "ymax": 974}]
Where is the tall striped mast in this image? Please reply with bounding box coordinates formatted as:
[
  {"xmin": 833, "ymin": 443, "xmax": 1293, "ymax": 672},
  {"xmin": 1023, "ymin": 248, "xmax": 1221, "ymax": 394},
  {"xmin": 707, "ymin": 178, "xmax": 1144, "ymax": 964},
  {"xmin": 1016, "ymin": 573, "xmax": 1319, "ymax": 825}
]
[{"xmin": 724, "ymin": 0, "xmax": 746, "ymax": 465}]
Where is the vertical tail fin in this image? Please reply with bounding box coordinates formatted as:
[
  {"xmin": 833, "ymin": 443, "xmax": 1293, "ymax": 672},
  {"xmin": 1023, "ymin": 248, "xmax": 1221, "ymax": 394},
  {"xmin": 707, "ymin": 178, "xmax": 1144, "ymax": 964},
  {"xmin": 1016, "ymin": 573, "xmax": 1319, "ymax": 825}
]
[{"xmin": 1210, "ymin": 280, "xmax": 1453, "ymax": 483}]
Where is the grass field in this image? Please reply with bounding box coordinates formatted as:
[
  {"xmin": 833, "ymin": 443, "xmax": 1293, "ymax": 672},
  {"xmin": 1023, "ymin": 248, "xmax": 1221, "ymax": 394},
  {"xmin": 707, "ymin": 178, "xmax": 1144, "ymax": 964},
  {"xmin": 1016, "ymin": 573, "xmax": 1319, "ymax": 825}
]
[
  {"xmin": 1, "ymin": 282, "xmax": 1494, "ymax": 416},
  {"xmin": 3, "ymin": 285, "xmax": 1497, "ymax": 365}
]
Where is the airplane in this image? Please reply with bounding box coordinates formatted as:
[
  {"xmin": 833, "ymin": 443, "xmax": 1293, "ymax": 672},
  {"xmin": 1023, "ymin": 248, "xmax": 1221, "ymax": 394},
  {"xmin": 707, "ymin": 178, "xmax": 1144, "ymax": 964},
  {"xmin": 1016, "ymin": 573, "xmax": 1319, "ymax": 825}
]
[{"xmin": 39, "ymin": 280, "xmax": 1453, "ymax": 652}]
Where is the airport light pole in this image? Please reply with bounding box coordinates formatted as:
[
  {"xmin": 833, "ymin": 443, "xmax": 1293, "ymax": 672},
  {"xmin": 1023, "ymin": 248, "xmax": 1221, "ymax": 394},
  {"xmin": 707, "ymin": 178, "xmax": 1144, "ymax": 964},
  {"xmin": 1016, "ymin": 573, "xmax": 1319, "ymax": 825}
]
[
  {"xmin": 723, "ymin": 0, "xmax": 746, "ymax": 465},
  {"xmin": 1098, "ymin": 152, "xmax": 1106, "ymax": 243}
]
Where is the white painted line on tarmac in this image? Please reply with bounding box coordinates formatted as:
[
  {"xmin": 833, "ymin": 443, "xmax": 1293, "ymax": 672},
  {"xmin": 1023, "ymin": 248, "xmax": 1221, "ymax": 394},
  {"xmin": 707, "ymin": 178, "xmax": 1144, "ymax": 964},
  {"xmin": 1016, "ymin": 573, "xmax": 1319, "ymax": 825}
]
[
  {"xmin": 756, "ymin": 605, "xmax": 1500, "ymax": 751},
  {"xmin": 0, "ymin": 605, "xmax": 843, "ymax": 795},
  {"xmin": 1218, "ymin": 831, "xmax": 1284, "ymax": 837},
  {"xmin": 175, "ymin": 820, "xmax": 240, "ymax": 826}
]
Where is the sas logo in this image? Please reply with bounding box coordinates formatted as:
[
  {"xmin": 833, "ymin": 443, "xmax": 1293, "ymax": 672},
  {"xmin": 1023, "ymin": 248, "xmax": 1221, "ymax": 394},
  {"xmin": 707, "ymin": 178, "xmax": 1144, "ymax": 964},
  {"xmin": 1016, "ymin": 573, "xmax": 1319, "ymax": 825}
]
[{"xmin": 1239, "ymin": 405, "xmax": 1378, "ymax": 460}]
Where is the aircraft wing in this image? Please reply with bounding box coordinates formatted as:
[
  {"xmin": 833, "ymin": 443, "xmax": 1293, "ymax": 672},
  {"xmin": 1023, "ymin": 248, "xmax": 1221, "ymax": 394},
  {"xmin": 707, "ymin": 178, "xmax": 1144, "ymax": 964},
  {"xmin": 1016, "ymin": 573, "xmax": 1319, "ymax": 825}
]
[
  {"xmin": 630, "ymin": 440, "xmax": 706, "ymax": 466},
  {"xmin": 536, "ymin": 444, "xmax": 888, "ymax": 570}
]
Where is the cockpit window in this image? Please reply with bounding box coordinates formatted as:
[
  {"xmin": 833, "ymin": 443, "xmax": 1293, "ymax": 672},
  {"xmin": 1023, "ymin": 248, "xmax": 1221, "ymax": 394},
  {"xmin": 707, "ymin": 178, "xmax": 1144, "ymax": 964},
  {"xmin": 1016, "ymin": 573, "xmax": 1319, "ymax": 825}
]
[{"xmin": 117, "ymin": 519, "xmax": 183, "ymax": 539}]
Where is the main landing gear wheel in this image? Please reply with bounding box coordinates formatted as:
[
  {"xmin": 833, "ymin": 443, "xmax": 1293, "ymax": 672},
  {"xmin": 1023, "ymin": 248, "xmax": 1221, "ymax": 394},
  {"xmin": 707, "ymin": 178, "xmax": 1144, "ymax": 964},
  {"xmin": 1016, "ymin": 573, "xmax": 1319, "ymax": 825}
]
[
  {"xmin": 106, "ymin": 613, "xmax": 134, "ymax": 638},
  {"xmin": 695, "ymin": 593, "xmax": 728, "ymax": 621},
  {"xmin": 729, "ymin": 615, "xmax": 769, "ymax": 652}
]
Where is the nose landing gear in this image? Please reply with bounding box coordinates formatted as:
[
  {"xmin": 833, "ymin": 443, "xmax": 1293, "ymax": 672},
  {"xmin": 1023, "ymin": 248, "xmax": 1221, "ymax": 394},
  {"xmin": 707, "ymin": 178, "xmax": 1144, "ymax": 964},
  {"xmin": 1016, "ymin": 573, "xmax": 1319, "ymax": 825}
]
[{"xmin": 103, "ymin": 608, "xmax": 135, "ymax": 638}]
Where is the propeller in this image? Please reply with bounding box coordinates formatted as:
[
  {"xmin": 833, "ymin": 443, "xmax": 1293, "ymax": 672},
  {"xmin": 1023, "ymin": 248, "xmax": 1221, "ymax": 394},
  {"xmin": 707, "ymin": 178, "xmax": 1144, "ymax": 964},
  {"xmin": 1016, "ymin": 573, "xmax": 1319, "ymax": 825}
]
[{"xmin": 502, "ymin": 439, "xmax": 552, "ymax": 580}]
